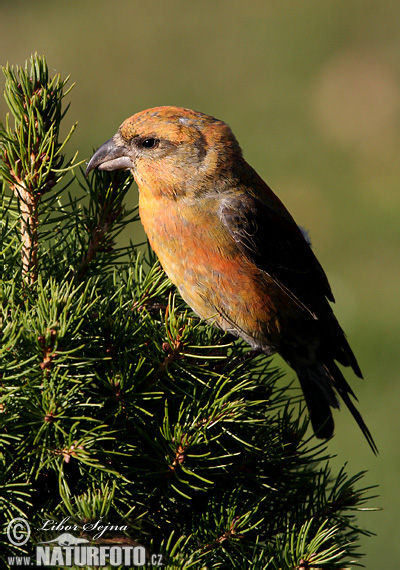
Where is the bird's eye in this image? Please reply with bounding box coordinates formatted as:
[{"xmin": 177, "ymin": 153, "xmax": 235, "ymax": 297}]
[{"xmin": 141, "ymin": 138, "xmax": 159, "ymax": 149}]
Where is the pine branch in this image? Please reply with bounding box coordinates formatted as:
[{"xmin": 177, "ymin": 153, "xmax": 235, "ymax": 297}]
[
  {"xmin": 0, "ymin": 54, "xmax": 78, "ymax": 285},
  {"xmin": 76, "ymin": 168, "xmax": 136, "ymax": 279}
]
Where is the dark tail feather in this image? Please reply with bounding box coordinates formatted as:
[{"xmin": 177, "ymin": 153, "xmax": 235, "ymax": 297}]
[
  {"xmin": 297, "ymin": 365, "xmax": 337, "ymax": 440},
  {"xmin": 296, "ymin": 362, "xmax": 378, "ymax": 454},
  {"xmin": 328, "ymin": 361, "xmax": 378, "ymax": 454}
]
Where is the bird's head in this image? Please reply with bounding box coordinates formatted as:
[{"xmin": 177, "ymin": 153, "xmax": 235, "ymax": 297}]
[{"xmin": 86, "ymin": 106, "xmax": 242, "ymax": 198}]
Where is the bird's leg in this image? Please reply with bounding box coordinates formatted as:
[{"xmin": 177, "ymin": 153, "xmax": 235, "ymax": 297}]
[
  {"xmin": 230, "ymin": 347, "xmax": 264, "ymax": 367},
  {"xmin": 213, "ymin": 346, "xmax": 264, "ymax": 375}
]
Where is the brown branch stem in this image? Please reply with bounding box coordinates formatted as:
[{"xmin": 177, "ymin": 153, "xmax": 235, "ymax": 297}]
[{"xmin": 13, "ymin": 182, "xmax": 39, "ymax": 286}]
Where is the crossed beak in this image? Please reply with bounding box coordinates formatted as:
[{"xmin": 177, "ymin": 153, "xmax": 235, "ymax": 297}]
[{"xmin": 85, "ymin": 135, "xmax": 133, "ymax": 177}]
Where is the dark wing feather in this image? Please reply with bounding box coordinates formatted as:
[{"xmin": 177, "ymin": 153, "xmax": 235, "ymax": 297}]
[
  {"xmin": 219, "ymin": 188, "xmax": 362, "ymax": 377},
  {"xmin": 219, "ymin": 191, "xmax": 334, "ymax": 317}
]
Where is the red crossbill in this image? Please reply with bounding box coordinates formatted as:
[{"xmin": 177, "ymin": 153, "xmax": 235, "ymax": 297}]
[{"xmin": 86, "ymin": 106, "xmax": 376, "ymax": 453}]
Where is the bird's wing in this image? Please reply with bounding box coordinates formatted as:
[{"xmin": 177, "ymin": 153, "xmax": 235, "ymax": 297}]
[{"xmin": 219, "ymin": 188, "xmax": 334, "ymax": 319}]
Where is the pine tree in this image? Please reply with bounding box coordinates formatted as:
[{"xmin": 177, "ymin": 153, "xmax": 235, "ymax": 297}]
[{"xmin": 0, "ymin": 54, "xmax": 377, "ymax": 569}]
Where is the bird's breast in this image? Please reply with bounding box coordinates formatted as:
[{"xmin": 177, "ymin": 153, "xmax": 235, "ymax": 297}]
[{"xmin": 139, "ymin": 189, "xmax": 283, "ymax": 349}]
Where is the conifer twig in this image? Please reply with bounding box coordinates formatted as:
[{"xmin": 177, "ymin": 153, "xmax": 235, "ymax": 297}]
[{"xmin": 0, "ymin": 53, "xmax": 77, "ymax": 285}]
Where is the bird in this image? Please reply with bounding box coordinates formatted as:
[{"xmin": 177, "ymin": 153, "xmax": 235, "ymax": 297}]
[{"xmin": 86, "ymin": 106, "xmax": 377, "ymax": 453}]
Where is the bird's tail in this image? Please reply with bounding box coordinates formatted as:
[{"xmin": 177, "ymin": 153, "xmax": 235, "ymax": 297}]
[{"xmin": 295, "ymin": 361, "xmax": 377, "ymax": 454}]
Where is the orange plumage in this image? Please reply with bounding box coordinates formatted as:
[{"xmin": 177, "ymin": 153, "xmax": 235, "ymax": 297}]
[{"xmin": 86, "ymin": 106, "xmax": 376, "ymax": 453}]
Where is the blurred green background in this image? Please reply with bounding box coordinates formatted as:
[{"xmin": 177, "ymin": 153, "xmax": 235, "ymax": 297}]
[{"xmin": 1, "ymin": 1, "xmax": 399, "ymax": 566}]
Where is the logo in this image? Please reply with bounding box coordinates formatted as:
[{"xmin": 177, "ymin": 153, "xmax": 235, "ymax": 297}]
[
  {"xmin": 6, "ymin": 517, "xmax": 163, "ymax": 567},
  {"xmin": 7, "ymin": 518, "xmax": 30, "ymax": 546}
]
